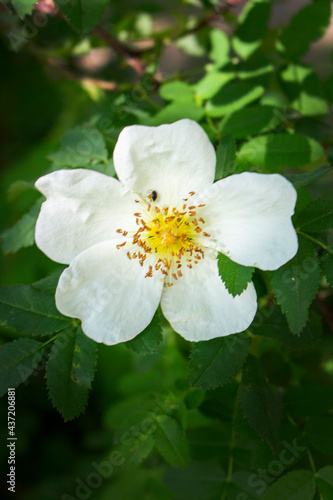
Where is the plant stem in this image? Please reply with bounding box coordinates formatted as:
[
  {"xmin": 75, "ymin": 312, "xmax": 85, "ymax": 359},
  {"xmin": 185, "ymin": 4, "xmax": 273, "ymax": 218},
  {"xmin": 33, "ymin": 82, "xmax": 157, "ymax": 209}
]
[
  {"xmin": 297, "ymin": 231, "xmax": 333, "ymax": 256},
  {"xmin": 221, "ymin": 389, "xmax": 239, "ymax": 500}
]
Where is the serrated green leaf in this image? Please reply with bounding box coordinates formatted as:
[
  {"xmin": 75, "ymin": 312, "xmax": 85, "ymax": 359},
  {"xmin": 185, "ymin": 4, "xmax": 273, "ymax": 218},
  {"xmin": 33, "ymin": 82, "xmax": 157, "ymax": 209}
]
[
  {"xmin": 283, "ymin": 384, "xmax": 333, "ymax": 417},
  {"xmin": 305, "ymin": 416, "xmax": 333, "ymax": 455},
  {"xmin": 1, "ymin": 198, "xmax": 42, "ymax": 254},
  {"xmin": 206, "ymin": 81, "xmax": 264, "ymax": 117},
  {"xmin": 165, "ymin": 460, "xmax": 225, "ymax": 500},
  {"xmin": 215, "ymin": 133, "xmax": 236, "ymax": 180},
  {"xmin": 126, "ymin": 311, "xmax": 163, "ymax": 355},
  {"xmin": 48, "ymin": 125, "xmax": 108, "ymax": 167},
  {"xmin": 31, "ymin": 269, "xmax": 64, "ymax": 295},
  {"xmin": 280, "ymin": 63, "xmax": 329, "ymax": 116},
  {"xmin": 46, "ymin": 326, "xmax": 97, "ymax": 420},
  {"xmin": 218, "ymin": 253, "xmax": 254, "ymax": 296},
  {"xmin": 296, "ymin": 192, "xmax": 333, "ymax": 233},
  {"xmin": 271, "ymin": 235, "xmax": 321, "ymax": 334},
  {"xmin": 251, "ymin": 307, "xmax": 322, "ymax": 348},
  {"xmin": 55, "ymin": 0, "xmax": 109, "ymax": 34},
  {"xmin": 232, "ymin": 0, "xmax": 271, "ymax": 59},
  {"xmin": 149, "ymin": 101, "xmax": 204, "ymax": 126},
  {"xmin": 11, "ymin": 0, "xmax": 35, "ymax": 19},
  {"xmin": 278, "ymin": 0, "xmax": 331, "ymax": 60},
  {"xmin": 154, "ymin": 415, "xmax": 190, "ymax": 467},
  {"xmin": 316, "ymin": 466, "xmax": 333, "ymax": 500},
  {"xmin": 220, "ymin": 105, "xmax": 283, "ymax": 139},
  {"xmin": 0, "ymin": 338, "xmax": 43, "ymax": 396},
  {"xmin": 0, "ymin": 284, "xmax": 71, "ymax": 336},
  {"xmin": 237, "ymin": 133, "xmax": 324, "ymax": 170},
  {"xmin": 190, "ymin": 333, "xmax": 250, "ymax": 390},
  {"xmin": 262, "ymin": 470, "xmax": 315, "ymax": 500},
  {"xmin": 159, "ymin": 81, "xmax": 194, "ymax": 102},
  {"xmin": 209, "ymin": 29, "xmax": 230, "ymax": 68},
  {"xmin": 239, "ymin": 355, "xmax": 281, "ymax": 451},
  {"xmin": 285, "ymin": 165, "xmax": 332, "ymax": 189}
]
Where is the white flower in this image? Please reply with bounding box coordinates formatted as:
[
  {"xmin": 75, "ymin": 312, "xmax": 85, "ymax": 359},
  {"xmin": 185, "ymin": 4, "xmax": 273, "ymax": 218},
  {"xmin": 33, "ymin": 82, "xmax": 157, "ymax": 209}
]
[{"xmin": 35, "ymin": 119, "xmax": 298, "ymax": 345}]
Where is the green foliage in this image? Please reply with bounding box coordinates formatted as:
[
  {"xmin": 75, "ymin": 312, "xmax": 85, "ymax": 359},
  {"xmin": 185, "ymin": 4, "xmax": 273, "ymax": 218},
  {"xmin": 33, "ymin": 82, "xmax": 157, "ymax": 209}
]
[
  {"xmin": 206, "ymin": 81, "xmax": 264, "ymax": 117},
  {"xmin": 285, "ymin": 165, "xmax": 332, "ymax": 189},
  {"xmin": 271, "ymin": 235, "xmax": 321, "ymax": 334},
  {"xmin": 0, "ymin": 338, "xmax": 43, "ymax": 396},
  {"xmin": 316, "ymin": 466, "xmax": 333, "ymax": 499},
  {"xmin": 189, "ymin": 333, "xmax": 250, "ymax": 390},
  {"xmin": 262, "ymin": 470, "xmax": 316, "ymax": 500},
  {"xmin": 48, "ymin": 125, "xmax": 108, "ymax": 168},
  {"xmin": 283, "ymin": 384, "xmax": 333, "ymax": 416},
  {"xmin": 218, "ymin": 253, "xmax": 254, "ymax": 296},
  {"xmin": 237, "ymin": 133, "xmax": 324, "ymax": 170},
  {"xmin": 278, "ymin": 0, "xmax": 332, "ymax": 60},
  {"xmin": 305, "ymin": 416, "xmax": 333, "ymax": 455},
  {"xmin": 1, "ymin": 197, "xmax": 42, "ymax": 254},
  {"xmin": 154, "ymin": 415, "xmax": 191, "ymax": 467},
  {"xmin": 215, "ymin": 133, "xmax": 236, "ymax": 180},
  {"xmin": 55, "ymin": 0, "xmax": 109, "ymax": 34},
  {"xmin": 0, "ymin": 284, "xmax": 71, "ymax": 335},
  {"xmin": 296, "ymin": 191, "xmax": 333, "ymax": 233},
  {"xmin": 239, "ymin": 355, "xmax": 281, "ymax": 450},
  {"xmin": 164, "ymin": 460, "xmax": 225, "ymax": 499},
  {"xmin": 46, "ymin": 326, "xmax": 97, "ymax": 420},
  {"xmin": 10, "ymin": 0, "xmax": 35, "ymax": 19},
  {"xmin": 232, "ymin": 0, "xmax": 271, "ymax": 59},
  {"xmin": 126, "ymin": 310, "xmax": 163, "ymax": 355},
  {"xmin": 220, "ymin": 105, "xmax": 283, "ymax": 139}
]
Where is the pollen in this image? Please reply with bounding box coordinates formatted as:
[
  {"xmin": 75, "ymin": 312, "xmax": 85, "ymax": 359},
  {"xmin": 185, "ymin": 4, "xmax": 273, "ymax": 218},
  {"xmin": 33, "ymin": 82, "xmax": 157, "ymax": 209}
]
[{"xmin": 117, "ymin": 191, "xmax": 208, "ymax": 286}]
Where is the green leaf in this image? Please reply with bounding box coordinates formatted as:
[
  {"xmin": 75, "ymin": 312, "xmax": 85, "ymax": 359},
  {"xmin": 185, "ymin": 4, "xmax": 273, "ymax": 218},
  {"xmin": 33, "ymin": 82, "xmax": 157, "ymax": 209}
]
[
  {"xmin": 11, "ymin": 0, "xmax": 35, "ymax": 19},
  {"xmin": 154, "ymin": 415, "xmax": 190, "ymax": 467},
  {"xmin": 194, "ymin": 71, "xmax": 234, "ymax": 100},
  {"xmin": 278, "ymin": 0, "xmax": 331, "ymax": 61},
  {"xmin": 283, "ymin": 384, "xmax": 333, "ymax": 417},
  {"xmin": 237, "ymin": 133, "xmax": 324, "ymax": 170},
  {"xmin": 218, "ymin": 253, "xmax": 254, "ymax": 296},
  {"xmin": 1, "ymin": 198, "xmax": 42, "ymax": 254},
  {"xmin": 262, "ymin": 470, "xmax": 316, "ymax": 500},
  {"xmin": 126, "ymin": 311, "xmax": 163, "ymax": 355},
  {"xmin": 209, "ymin": 29, "xmax": 230, "ymax": 68},
  {"xmin": 280, "ymin": 64, "xmax": 329, "ymax": 117},
  {"xmin": 190, "ymin": 333, "xmax": 250, "ymax": 390},
  {"xmin": 305, "ymin": 416, "xmax": 333, "ymax": 455},
  {"xmin": 54, "ymin": 0, "xmax": 109, "ymax": 34},
  {"xmin": 206, "ymin": 81, "xmax": 264, "ymax": 117},
  {"xmin": 0, "ymin": 284, "xmax": 71, "ymax": 336},
  {"xmin": 46, "ymin": 326, "xmax": 97, "ymax": 420},
  {"xmin": 176, "ymin": 34, "xmax": 205, "ymax": 57},
  {"xmin": 215, "ymin": 133, "xmax": 236, "ymax": 180},
  {"xmin": 251, "ymin": 308, "xmax": 322, "ymax": 348},
  {"xmin": 271, "ymin": 234, "xmax": 321, "ymax": 334},
  {"xmin": 149, "ymin": 101, "xmax": 204, "ymax": 126},
  {"xmin": 220, "ymin": 105, "xmax": 283, "ymax": 139},
  {"xmin": 296, "ymin": 192, "xmax": 333, "ymax": 233},
  {"xmin": 0, "ymin": 338, "xmax": 43, "ymax": 396},
  {"xmin": 239, "ymin": 355, "xmax": 281, "ymax": 451},
  {"xmin": 165, "ymin": 460, "xmax": 225, "ymax": 499},
  {"xmin": 159, "ymin": 81, "xmax": 194, "ymax": 102},
  {"xmin": 285, "ymin": 165, "xmax": 332, "ymax": 189},
  {"xmin": 316, "ymin": 466, "xmax": 333, "ymax": 500},
  {"xmin": 48, "ymin": 125, "xmax": 108, "ymax": 167},
  {"xmin": 232, "ymin": 0, "xmax": 271, "ymax": 59}
]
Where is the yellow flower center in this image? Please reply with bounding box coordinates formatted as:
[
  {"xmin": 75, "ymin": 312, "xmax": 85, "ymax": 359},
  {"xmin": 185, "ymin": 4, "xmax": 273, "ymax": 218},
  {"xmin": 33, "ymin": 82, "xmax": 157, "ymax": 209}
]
[{"xmin": 116, "ymin": 191, "xmax": 211, "ymax": 286}]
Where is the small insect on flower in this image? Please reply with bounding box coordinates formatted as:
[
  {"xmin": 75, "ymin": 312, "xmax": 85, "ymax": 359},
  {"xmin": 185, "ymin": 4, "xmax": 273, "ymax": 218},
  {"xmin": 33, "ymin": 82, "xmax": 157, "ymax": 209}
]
[
  {"xmin": 34, "ymin": 119, "xmax": 298, "ymax": 346},
  {"xmin": 149, "ymin": 190, "xmax": 158, "ymax": 202}
]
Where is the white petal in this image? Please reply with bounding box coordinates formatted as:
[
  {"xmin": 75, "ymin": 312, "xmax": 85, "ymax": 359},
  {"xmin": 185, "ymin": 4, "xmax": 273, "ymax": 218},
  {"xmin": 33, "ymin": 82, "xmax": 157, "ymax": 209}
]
[
  {"xmin": 55, "ymin": 241, "xmax": 164, "ymax": 345},
  {"xmin": 161, "ymin": 254, "xmax": 257, "ymax": 342},
  {"xmin": 198, "ymin": 173, "xmax": 298, "ymax": 270},
  {"xmin": 35, "ymin": 169, "xmax": 138, "ymax": 264},
  {"xmin": 113, "ymin": 119, "xmax": 216, "ymax": 208}
]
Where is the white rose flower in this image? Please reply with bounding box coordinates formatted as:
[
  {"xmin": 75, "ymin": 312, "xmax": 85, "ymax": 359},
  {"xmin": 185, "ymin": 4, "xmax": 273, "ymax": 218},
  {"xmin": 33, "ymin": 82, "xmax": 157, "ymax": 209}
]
[{"xmin": 35, "ymin": 119, "xmax": 298, "ymax": 345}]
